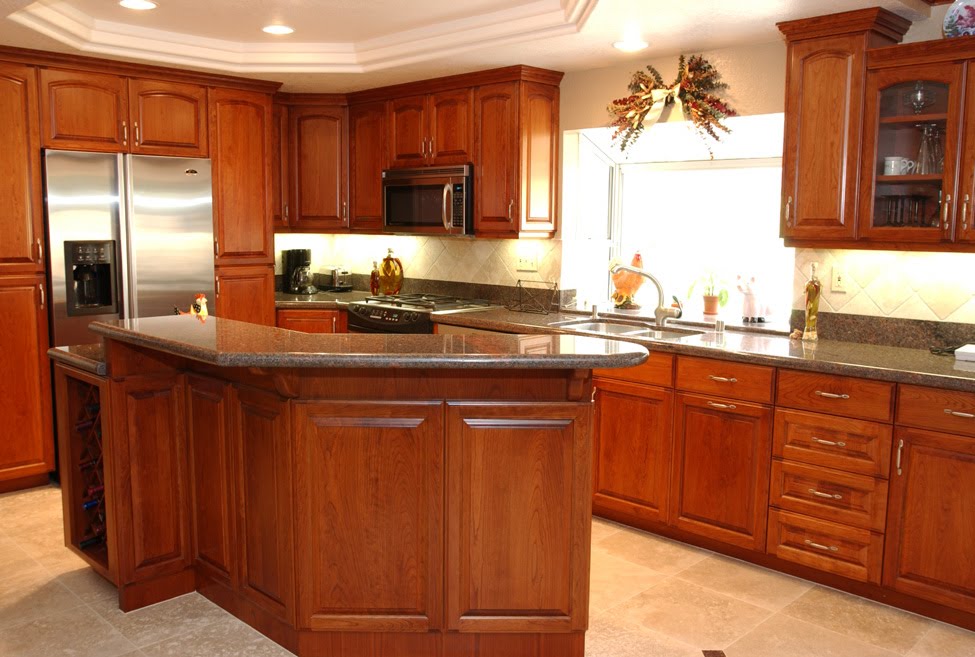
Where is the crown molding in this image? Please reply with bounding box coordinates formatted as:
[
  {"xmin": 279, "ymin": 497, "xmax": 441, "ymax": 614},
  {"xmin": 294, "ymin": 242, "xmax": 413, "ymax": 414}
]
[{"xmin": 9, "ymin": 0, "xmax": 599, "ymax": 74}]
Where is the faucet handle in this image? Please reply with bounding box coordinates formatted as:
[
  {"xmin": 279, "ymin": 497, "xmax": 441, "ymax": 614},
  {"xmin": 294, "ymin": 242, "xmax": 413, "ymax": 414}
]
[
  {"xmin": 591, "ymin": 304, "xmax": 599, "ymax": 319},
  {"xmin": 671, "ymin": 295, "xmax": 683, "ymax": 319}
]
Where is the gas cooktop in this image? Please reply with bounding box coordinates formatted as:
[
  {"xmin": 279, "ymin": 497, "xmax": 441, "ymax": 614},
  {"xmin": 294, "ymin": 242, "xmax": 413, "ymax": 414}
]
[
  {"xmin": 357, "ymin": 294, "xmax": 493, "ymax": 313},
  {"xmin": 347, "ymin": 294, "xmax": 494, "ymax": 333}
]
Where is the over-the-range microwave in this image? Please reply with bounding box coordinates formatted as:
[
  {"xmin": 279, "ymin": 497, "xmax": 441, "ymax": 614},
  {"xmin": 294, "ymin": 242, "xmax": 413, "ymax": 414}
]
[{"xmin": 382, "ymin": 164, "xmax": 472, "ymax": 236}]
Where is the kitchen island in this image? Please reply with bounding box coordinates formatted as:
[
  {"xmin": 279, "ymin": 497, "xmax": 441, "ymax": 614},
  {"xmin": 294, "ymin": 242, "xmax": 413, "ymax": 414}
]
[{"xmin": 50, "ymin": 315, "xmax": 647, "ymax": 657}]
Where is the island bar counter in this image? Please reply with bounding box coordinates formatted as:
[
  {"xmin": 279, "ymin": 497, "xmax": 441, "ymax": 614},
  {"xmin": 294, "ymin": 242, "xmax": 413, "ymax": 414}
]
[{"xmin": 53, "ymin": 316, "xmax": 647, "ymax": 657}]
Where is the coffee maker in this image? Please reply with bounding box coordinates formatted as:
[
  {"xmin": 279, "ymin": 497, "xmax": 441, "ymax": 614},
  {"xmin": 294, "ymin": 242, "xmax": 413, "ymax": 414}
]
[{"xmin": 283, "ymin": 248, "xmax": 318, "ymax": 295}]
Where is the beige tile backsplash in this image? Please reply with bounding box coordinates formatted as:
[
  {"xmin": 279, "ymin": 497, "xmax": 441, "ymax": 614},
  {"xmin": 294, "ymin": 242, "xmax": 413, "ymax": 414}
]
[
  {"xmin": 274, "ymin": 233, "xmax": 562, "ymax": 288},
  {"xmin": 793, "ymin": 248, "xmax": 975, "ymax": 323}
]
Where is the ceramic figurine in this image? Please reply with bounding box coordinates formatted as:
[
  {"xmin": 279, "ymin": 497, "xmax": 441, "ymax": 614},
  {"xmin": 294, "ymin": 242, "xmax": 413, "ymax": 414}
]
[
  {"xmin": 737, "ymin": 274, "xmax": 769, "ymax": 323},
  {"xmin": 379, "ymin": 248, "xmax": 404, "ymax": 295},
  {"xmin": 802, "ymin": 263, "xmax": 821, "ymax": 342},
  {"xmin": 944, "ymin": 0, "xmax": 975, "ymax": 38},
  {"xmin": 173, "ymin": 293, "xmax": 208, "ymax": 322},
  {"xmin": 610, "ymin": 252, "xmax": 645, "ymax": 308}
]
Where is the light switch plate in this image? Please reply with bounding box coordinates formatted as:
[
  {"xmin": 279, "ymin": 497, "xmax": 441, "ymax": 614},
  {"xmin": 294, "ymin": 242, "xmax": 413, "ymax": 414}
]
[
  {"xmin": 831, "ymin": 266, "xmax": 847, "ymax": 293},
  {"xmin": 516, "ymin": 255, "xmax": 538, "ymax": 272}
]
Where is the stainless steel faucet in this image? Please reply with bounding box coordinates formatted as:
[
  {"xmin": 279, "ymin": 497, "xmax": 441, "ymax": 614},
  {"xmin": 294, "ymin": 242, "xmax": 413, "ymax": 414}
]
[{"xmin": 609, "ymin": 263, "xmax": 681, "ymax": 327}]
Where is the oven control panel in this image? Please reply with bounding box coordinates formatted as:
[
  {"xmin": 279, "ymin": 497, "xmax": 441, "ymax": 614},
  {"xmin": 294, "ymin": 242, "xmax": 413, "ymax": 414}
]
[{"xmin": 347, "ymin": 303, "xmax": 432, "ymax": 332}]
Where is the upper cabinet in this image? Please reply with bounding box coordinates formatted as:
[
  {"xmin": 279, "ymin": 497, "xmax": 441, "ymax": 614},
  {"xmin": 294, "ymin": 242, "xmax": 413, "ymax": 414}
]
[
  {"xmin": 349, "ymin": 101, "xmax": 387, "ymax": 231},
  {"xmin": 389, "ymin": 89, "xmax": 472, "ymax": 168},
  {"xmin": 40, "ymin": 69, "xmax": 208, "ymax": 156},
  {"xmin": 271, "ymin": 103, "xmax": 289, "ymax": 229},
  {"xmin": 289, "ymin": 105, "xmax": 348, "ymax": 231}
]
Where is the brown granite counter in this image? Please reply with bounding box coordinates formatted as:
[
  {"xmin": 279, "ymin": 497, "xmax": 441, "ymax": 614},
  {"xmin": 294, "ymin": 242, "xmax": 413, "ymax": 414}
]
[
  {"xmin": 89, "ymin": 315, "xmax": 648, "ymax": 370},
  {"xmin": 47, "ymin": 344, "xmax": 106, "ymax": 376},
  {"xmin": 274, "ymin": 290, "xmax": 371, "ymax": 309},
  {"xmin": 432, "ymin": 308, "xmax": 975, "ymax": 393}
]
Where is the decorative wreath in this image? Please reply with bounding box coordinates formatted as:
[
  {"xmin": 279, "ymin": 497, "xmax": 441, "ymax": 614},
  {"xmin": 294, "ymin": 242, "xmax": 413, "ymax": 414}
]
[{"xmin": 608, "ymin": 54, "xmax": 738, "ymax": 155}]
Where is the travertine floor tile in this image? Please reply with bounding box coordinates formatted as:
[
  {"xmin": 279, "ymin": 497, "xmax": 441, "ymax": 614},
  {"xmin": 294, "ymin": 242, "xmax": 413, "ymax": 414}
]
[
  {"xmin": 677, "ymin": 554, "xmax": 812, "ymax": 611},
  {"xmin": 725, "ymin": 613, "xmax": 902, "ymax": 657},
  {"xmin": 0, "ymin": 539, "xmax": 43, "ymax": 583},
  {"xmin": 139, "ymin": 616, "xmax": 295, "ymax": 657},
  {"xmin": 907, "ymin": 622, "xmax": 975, "ymax": 657},
  {"xmin": 590, "ymin": 517, "xmax": 623, "ymax": 544},
  {"xmin": 611, "ymin": 577, "xmax": 772, "ymax": 648},
  {"xmin": 589, "ymin": 544, "xmax": 665, "ymax": 616},
  {"xmin": 783, "ymin": 586, "xmax": 932, "ymax": 654},
  {"xmin": 585, "ymin": 612, "xmax": 700, "ymax": 657},
  {"xmin": 598, "ymin": 525, "xmax": 709, "ymax": 575},
  {"xmin": 54, "ymin": 566, "xmax": 120, "ymax": 604},
  {"xmin": 89, "ymin": 592, "xmax": 233, "ymax": 648},
  {"xmin": 0, "ymin": 566, "xmax": 84, "ymax": 630},
  {"xmin": 0, "ymin": 603, "xmax": 136, "ymax": 657}
]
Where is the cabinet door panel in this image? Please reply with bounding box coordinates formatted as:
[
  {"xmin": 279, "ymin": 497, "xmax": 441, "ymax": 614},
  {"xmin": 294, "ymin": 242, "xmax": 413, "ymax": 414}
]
[
  {"xmin": 429, "ymin": 89, "xmax": 472, "ymax": 165},
  {"xmin": 292, "ymin": 106, "xmax": 348, "ymax": 230},
  {"xmin": 349, "ymin": 102, "xmax": 386, "ymax": 231},
  {"xmin": 519, "ymin": 82, "xmax": 558, "ymax": 235},
  {"xmin": 474, "ymin": 82, "xmax": 519, "ymax": 235},
  {"xmin": 672, "ymin": 393, "xmax": 772, "ymax": 550},
  {"xmin": 388, "ymin": 95, "xmax": 426, "ymax": 168},
  {"xmin": 592, "ymin": 379, "xmax": 672, "ymax": 524},
  {"xmin": 276, "ymin": 309, "xmax": 346, "ymax": 333},
  {"xmin": 446, "ymin": 403, "xmax": 590, "ymax": 633},
  {"xmin": 960, "ymin": 74, "xmax": 975, "ymax": 243},
  {"xmin": 294, "ymin": 401, "xmax": 443, "ymax": 631},
  {"xmin": 884, "ymin": 427, "xmax": 975, "ymax": 613},
  {"xmin": 40, "ymin": 69, "xmax": 127, "ymax": 151},
  {"xmin": 0, "ymin": 63, "xmax": 44, "ymax": 274},
  {"xmin": 214, "ymin": 265, "xmax": 274, "ymax": 326},
  {"xmin": 271, "ymin": 104, "xmax": 289, "ymax": 228},
  {"xmin": 129, "ymin": 79, "xmax": 207, "ymax": 156}
]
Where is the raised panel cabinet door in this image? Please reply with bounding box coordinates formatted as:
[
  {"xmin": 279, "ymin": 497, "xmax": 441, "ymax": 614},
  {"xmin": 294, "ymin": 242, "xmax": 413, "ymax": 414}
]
[
  {"xmin": 592, "ymin": 379, "xmax": 673, "ymax": 525},
  {"xmin": 109, "ymin": 373, "xmax": 190, "ymax": 584},
  {"xmin": 884, "ymin": 426, "xmax": 975, "ymax": 613},
  {"xmin": 780, "ymin": 36, "xmax": 864, "ymax": 240},
  {"xmin": 518, "ymin": 82, "xmax": 559, "ymax": 235},
  {"xmin": 294, "ymin": 401, "xmax": 443, "ymax": 631},
  {"xmin": 429, "ymin": 89, "xmax": 473, "ymax": 165},
  {"xmin": 128, "ymin": 79, "xmax": 208, "ymax": 157},
  {"xmin": 671, "ymin": 392, "xmax": 772, "ymax": 550},
  {"xmin": 0, "ymin": 63, "xmax": 44, "ymax": 274},
  {"xmin": 271, "ymin": 104, "xmax": 290, "ymax": 228},
  {"xmin": 275, "ymin": 309, "xmax": 346, "ymax": 333},
  {"xmin": 291, "ymin": 106, "xmax": 348, "ymax": 230},
  {"xmin": 959, "ymin": 74, "xmax": 975, "ymax": 243},
  {"xmin": 0, "ymin": 277, "xmax": 53, "ymax": 483},
  {"xmin": 233, "ymin": 387, "xmax": 294, "ymax": 622},
  {"xmin": 474, "ymin": 82, "xmax": 520, "ymax": 236},
  {"xmin": 214, "ymin": 265, "xmax": 274, "ymax": 326},
  {"xmin": 349, "ymin": 102, "xmax": 386, "ymax": 231},
  {"xmin": 209, "ymin": 88, "xmax": 273, "ymax": 265},
  {"xmin": 185, "ymin": 375, "xmax": 235, "ymax": 585},
  {"xmin": 388, "ymin": 94, "xmax": 427, "ymax": 168},
  {"xmin": 40, "ymin": 69, "xmax": 128, "ymax": 151},
  {"xmin": 446, "ymin": 402, "xmax": 591, "ymax": 633}
]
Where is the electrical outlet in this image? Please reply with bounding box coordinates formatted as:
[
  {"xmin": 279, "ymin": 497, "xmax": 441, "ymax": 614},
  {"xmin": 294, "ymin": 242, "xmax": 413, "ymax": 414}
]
[
  {"xmin": 516, "ymin": 255, "xmax": 538, "ymax": 272},
  {"xmin": 831, "ymin": 266, "xmax": 847, "ymax": 293}
]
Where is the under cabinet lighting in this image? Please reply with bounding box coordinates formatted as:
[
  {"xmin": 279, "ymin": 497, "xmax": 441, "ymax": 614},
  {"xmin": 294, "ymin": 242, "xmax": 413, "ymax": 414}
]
[
  {"xmin": 262, "ymin": 25, "xmax": 294, "ymax": 35},
  {"xmin": 613, "ymin": 23, "xmax": 647, "ymax": 52},
  {"xmin": 119, "ymin": 0, "xmax": 157, "ymax": 9}
]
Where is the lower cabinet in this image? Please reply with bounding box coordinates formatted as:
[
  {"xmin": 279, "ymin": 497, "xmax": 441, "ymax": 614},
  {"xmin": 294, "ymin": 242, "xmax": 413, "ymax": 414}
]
[
  {"xmin": 214, "ymin": 265, "xmax": 275, "ymax": 325},
  {"xmin": 276, "ymin": 308, "xmax": 347, "ymax": 333},
  {"xmin": 671, "ymin": 392, "xmax": 772, "ymax": 551}
]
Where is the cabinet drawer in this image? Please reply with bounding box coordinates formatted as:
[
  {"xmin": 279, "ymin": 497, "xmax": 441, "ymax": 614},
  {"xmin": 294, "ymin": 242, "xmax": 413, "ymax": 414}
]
[
  {"xmin": 773, "ymin": 409, "xmax": 892, "ymax": 478},
  {"xmin": 776, "ymin": 370, "xmax": 893, "ymax": 422},
  {"xmin": 770, "ymin": 460, "xmax": 888, "ymax": 531},
  {"xmin": 767, "ymin": 509, "xmax": 883, "ymax": 584},
  {"xmin": 594, "ymin": 352, "xmax": 673, "ymax": 388},
  {"xmin": 675, "ymin": 356, "xmax": 773, "ymax": 403},
  {"xmin": 276, "ymin": 309, "xmax": 346, "ymax": 333},
  {"xmin": 897, "ymin": 385, "xmax": 975, "ymax": 438}
]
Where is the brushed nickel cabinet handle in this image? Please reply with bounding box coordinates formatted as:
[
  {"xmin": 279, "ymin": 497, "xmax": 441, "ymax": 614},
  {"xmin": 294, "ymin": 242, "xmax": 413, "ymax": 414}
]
[
  {"xmin": 784, "ymin": 196, "xmax": 793, "ymax": 227},
  {"xmin": 896, "ymin": 438, "xmax": 904, "ymax": 476},
  {"xmin": 963, "ymin": 194, "xmax": 970, "ymax": 232},
  {"xmin": 804, "ymin": 539, "xmax": 838, "ymax": 552},
  {"xmin": 284, "ymin": 203, "xmax": 289, "ymax": 220},
  {"xmin": 38, "ymin": 283, "xmax": 45, "ymax": 309},
  {"xmin": 708, "ymin": 375, "xmax": 738, "ymax": 384},
  {"xmin": 215, "ymin": 277, "xmax": 221, "ymax": 296},
  {"xmin": 213, "ymin": 240, "xmax": 219, "ymax": 256},
  {"xmin": 707, "ymin": 401, "xmax": 737, "ymax": 410},
  {"xmin": 811, "ymin": 437, "xmax": 847, "ymax": 448},
  {"xmin": 342, "ymin": 201, "xmax": 348, "ymax": 220},
  {"xmin": 815, "ymin": 390, "xmax": 850, "ymax": 400},
  {"xmin": 332, "ymin": 316, "xmax": 337, "ymax": 333},
  {"xmin": 944, "ymin": 408, "xmax": 975, "ymax": 419},
  {"xmin": 36, "ymin": 238, "xmax": 44, "ymax": 263},
  {"xmin": 808, "ymin": 488, "xmax": 843, "ymax": 500},
  {"xmin": 944, "ymin": 194, "xmax": 953, "ymax": 231},
  {"xmin": 134, "ymin": 121, "xmax": 140, "ymax": 145},
  {"xmin": 508, "ymin": 199, "xmax": 514, "ymax": 220},
  {"xmin": 591, "ymin": 388, "xmax": 597, "ymax": 403}
]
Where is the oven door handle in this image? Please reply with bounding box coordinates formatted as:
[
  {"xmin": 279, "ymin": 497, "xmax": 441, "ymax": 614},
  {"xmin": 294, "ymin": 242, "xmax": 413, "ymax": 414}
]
[{"xmin": 442, "ymin": 183, "xmax": 452, "ymax": 233}]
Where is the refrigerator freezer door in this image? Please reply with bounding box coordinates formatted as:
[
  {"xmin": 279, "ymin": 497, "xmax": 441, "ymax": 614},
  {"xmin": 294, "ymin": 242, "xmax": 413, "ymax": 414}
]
[{"xmin": 125, "ymin": 155, "xmax": 214, "ymax": 319}]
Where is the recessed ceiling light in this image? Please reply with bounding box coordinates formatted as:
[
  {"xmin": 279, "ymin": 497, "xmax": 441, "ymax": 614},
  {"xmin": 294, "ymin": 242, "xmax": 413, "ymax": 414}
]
[
  {"xmin": 262, "ymin": 25, "xmax": 294, "ymax": 35},
  {"xmin": 613, "ymin": 23, "xmax": 647, "ymax": 52},
  {"xmin": 119, "ymin": 0, "xmax": 157, "ymax": 9}
]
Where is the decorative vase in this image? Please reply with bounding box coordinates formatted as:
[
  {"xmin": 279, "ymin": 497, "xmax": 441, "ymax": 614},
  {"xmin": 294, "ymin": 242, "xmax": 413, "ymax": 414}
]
[
  {"xmin": 702, "ymin": 295, "xmax": 720, "ymax": 315},
  {"xmin": 802, "ymin": 263, "xmax": 822, "ymax": 342},
  {"xmin": 378, "ymin": 248, "xmax": 404, "ymax": 295},
  {"xmin": 944, "ymin": 0, "xmax": 975, "ymax": 38}
]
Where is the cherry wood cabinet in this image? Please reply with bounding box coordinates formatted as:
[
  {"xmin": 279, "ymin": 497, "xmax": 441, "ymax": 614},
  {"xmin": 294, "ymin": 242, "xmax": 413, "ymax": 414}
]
[
  {"xmin": 671, "ymin": 392, "xmax": 772, "ymax": 550},
  {"xmin": 348, "ymin": 101, "xmax": 386, "ymax": 231},
  {"xmin": 128, "ymin": 79, "xmax": 207, "ymax": 157},
  {"xmin": 389, "ymin": 89, "xmax": 472, "ymax": 168},
  {"xmin": 0, "ymin": 276, "xmax": 53, "ymax": 489},
  {"xmin": 958, "ymin": 75, "xmax": 975, "ymax": 243},
  {"xmin": 884, "ymin": 426, "xmax": 975, "ymax": 613},
  {"xmin": 592, "ymin": 378, "xmax": 673, "ymax": 524},
  {"xmin": 40, "ymin": 68, "xmax": 128, "ymax": 151},
  {"xmin": 271, "ymin": 104, "xmax": 290, "ymax": 229},
  {"xmin": 214, "ymin": 265, "xmax": 275, "ymax": 326},
  {"xmin": 290, "ymin": 105, "xmax": 348, "ymax": 231},
  {"xmin": 0, "ymin": 62, "xmax": 44, "ymax": 275},
  {"xmin": 275, "ymin": 309, "xmax": 347, "ymax": 333},
  {"xmin": 209, "ymin": 88, "xmax": 274, "ymax": 265}
]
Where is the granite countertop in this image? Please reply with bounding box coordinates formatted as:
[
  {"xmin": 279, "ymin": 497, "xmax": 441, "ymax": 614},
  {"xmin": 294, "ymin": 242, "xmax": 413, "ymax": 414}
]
[
  {"xmin": 431, "ymin": 308, "xmax": 975, "ymax": 393},
  {"xmin": 275, "ymin": 290, "xmax": 371, "ymax": 308},
  {"xmin": 47, "ymin": 344, "xmax": 107, "ymax": 376},
  {"xmin": 89, "ymin": 315, "xmax": 648, "ymax": 370}
]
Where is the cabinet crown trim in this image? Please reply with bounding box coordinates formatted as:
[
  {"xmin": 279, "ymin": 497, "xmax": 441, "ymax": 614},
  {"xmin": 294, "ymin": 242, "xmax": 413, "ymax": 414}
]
[{"xmin": 777, "ymin": 8, "xmax": 911, "ymax": 42}]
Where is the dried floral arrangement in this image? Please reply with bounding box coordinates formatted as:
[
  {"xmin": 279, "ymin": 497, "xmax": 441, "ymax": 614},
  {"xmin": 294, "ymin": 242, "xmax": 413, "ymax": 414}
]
[{"xmin": 608, "ymin": 54, "xmax": 738, "ymax": 155}]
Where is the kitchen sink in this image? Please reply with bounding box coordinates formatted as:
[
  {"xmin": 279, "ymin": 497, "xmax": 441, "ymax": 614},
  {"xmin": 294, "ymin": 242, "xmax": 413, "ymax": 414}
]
[{"xmin": 548, "ymin": 318, "xmax": 703, "ymax": 341}]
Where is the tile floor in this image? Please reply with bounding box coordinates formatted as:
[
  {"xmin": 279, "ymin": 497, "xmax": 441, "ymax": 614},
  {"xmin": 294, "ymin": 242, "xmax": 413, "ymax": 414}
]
[{"xmin": 2, "ymin": 483, "xmax": 975, "ymax": 657}]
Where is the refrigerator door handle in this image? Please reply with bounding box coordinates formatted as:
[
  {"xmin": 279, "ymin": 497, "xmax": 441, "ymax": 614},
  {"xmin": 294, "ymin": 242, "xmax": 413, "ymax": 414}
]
[{"xmin": 118, "ymin": 153, "xmax": 135, "ymax": 320}]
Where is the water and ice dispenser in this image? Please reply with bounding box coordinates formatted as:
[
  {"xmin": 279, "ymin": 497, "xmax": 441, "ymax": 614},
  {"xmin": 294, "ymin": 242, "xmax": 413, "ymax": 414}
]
[{"xmin": 64, "ymin": 241, "xmax": 118, "ymax": 316}]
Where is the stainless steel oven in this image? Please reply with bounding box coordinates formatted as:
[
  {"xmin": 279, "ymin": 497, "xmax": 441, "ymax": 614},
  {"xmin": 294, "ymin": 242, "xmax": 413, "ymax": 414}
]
[{"xmin": 382, "ymin": 165, "xmax": 472, "ymax": 236}]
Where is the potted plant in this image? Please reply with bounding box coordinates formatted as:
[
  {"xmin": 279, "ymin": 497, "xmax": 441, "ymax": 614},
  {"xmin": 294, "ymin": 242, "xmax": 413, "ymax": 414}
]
[{"xmin": 688, "ymin": 274, "xmax": 729, "ymax": 315}]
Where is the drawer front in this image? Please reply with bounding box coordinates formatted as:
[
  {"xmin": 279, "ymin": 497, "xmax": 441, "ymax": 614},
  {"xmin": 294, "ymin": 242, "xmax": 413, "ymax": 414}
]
[
  {"xmin": 897, "ymin": 385, "xmax": 975, "ymax": 438},
  {"xmin": 594, "ymin": 352, "xmax": 673, "ymax": 388},
  {"xmin": 767, "ymin": 509, "xmax": 883, "ymax": 584},
  {"xmin": 773, "ymin": 409, "xmax": 893, "ymax": 478},
  {"xmin": 675, "ymin": 356, "xmax": 773, "ymax": 404},
  {"xmin": 770, "ymin": 460, "xmax": 888, "ymax": 531},
  {"xmin": 776, "ymin": 370, "xmax": 894, "ymax": 422}
]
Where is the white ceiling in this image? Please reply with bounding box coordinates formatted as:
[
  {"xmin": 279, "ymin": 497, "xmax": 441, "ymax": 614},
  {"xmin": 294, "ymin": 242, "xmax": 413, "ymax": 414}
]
[{"xmin": 0, "ymin": 0, "xmax": 944, "ymax": 92}]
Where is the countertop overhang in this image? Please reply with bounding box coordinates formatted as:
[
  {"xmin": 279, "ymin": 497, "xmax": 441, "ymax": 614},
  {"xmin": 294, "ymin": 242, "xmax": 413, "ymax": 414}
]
[{"xmin": 88, "ymin": 315, "xmax": 648, "ymax": 370}]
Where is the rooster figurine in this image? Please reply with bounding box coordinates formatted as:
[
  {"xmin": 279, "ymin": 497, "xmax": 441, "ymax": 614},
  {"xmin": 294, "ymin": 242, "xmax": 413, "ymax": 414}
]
[
  {"xmin": 610, "ymin": 252, "xmax": 645, "ymax": 308},
  {"xmin": 173, "ymin": 293, "xmax": 209, "ymax": 322}
]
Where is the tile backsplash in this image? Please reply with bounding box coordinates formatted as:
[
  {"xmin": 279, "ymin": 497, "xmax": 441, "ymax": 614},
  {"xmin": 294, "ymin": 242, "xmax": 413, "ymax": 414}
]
[
  {"xmin": 793, "ymin": 248, "xmax": 975, "ymax": 323},
  {"xmin": 274, "ymin": 233, "xmax": 562, "ymax": 288}
]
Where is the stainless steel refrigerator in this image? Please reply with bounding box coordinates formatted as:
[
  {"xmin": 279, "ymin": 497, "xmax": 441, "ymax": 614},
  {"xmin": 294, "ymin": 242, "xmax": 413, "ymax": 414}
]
[{"xmin": 44, "ymin": 150, "xmax": 214, "ymax": 347}]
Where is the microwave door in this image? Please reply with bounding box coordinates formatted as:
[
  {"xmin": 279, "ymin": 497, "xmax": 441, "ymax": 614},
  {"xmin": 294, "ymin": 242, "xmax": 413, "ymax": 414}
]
[{"xmin": 385, "ymin": 180, "xmax": 451, "ymax": 233}]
